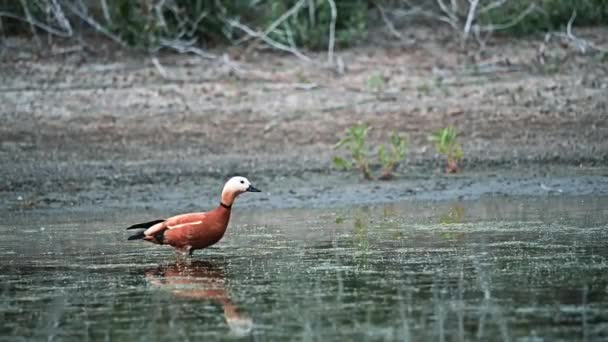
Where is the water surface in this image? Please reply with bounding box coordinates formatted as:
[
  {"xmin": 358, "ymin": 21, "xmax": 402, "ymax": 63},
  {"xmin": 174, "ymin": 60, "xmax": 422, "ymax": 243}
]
[{"xmin": 1, "ymin": 196, "xmax": 608, "ymax": 341}]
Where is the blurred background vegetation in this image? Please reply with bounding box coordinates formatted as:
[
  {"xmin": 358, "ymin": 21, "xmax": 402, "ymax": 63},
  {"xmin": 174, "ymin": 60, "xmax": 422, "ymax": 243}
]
[{"xmin": 0, "ymin": 0, "xmax": 607, "ymax": 53}]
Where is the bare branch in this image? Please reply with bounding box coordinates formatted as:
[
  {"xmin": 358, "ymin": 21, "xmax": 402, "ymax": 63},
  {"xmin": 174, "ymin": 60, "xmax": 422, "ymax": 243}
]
[
  {"xmin": 225, "ymin": 19, "xmax": 310, "ymax": 61},
  {"xmin": 0, "ymin": 10, "xmax": 72, "ymax": 38},
  {"xmin": 436, "ymin": 0, "xmax": 459, "ymax": 29},
  {"xmin": 220, "ymin": 0, "xmax": 312, "ymax": 62},
  {"xmin": 375, "ymin": 2, "xmax": 402, "ymax": 39},
  {"xmin": 100, "ymin": 0, "xmax": 112, "ymax": 25},
  {"xmin": 327, "ymin": 0, "xmax": 337, "ymax": 65},
  {"xmin": 566, "ymin": 9, "xmax": 577, "ymax": 39},
  {"xmin": 450, "ymin": 0, "xmax": 459, "ymax": 15},
  {"xmin": 479, "ymin": 0, "xmax": 507, "ymax": 15},
  {"xmin": 477, "ymin": 3, "xmax": 536, "ymax": 32},
  {"xmin": 154, "ymin": 0, "xmax": 168, "ymax": 31},
  {"xmin": 158, "ymin": 38, "xmax": 217, "ymax": 59},
  {"xmin": 264, "ymin": 0, "xmax": 307, "ymax": 36},
  {"xmin": 307, "ymin": 0, "xmax": 315, "ymax": 26},
  {"xmin": 19, "ymin": 0, "xmax": 41, "ymax": 47},
  {"xmin": 50, "ymin": 0, "xmax": 72, "ymax": 35},
  {"xmin": 151, "ymin": 56, "xmax": 168, "ymax": 78},
  {"xmin": 228, "ymin": 0, "xmax": 309, "ymax": 55},
  {"xmin": 463, "ymin": 0, "xmax": 480, "ymax": 41},
  {"xmin": 62, "ymin": 1, "xmax": 129, "ymax": 48},
  {"xmin": 545, "ymin": 10, "xmax": 608, "ymax": 54}
]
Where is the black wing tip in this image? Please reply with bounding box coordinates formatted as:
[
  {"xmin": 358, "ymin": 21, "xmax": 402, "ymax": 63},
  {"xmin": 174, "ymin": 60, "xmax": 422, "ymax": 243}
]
[
  {"xmin": 128, "ymin": 232, "xmax": 146, "ymax": 240},
  {"xmin": 126, "ymin": 219, "xmax": 165, "ymax": 230}
]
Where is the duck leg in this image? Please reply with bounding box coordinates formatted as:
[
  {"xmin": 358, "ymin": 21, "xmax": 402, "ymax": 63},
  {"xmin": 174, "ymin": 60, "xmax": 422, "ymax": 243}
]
[{"xmin": 177, "ymin": 246, "xmax": 193, "ymax": 257}]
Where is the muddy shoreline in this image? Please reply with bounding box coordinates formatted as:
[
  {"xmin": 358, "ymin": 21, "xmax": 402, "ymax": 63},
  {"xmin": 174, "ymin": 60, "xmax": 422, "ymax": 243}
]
[
  {"xmin": 1, "ymin": 28, "xmax": 608, "ymax": 214},
  {"xmin": 3, "ymin": 156, "xmax": 608, "ymax": 214}
]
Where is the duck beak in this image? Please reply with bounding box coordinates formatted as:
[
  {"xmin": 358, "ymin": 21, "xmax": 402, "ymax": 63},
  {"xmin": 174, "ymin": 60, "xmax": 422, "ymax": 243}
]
[{"xmin": 246, "ymin": 185, "xmax": 261, "ymax": 192}]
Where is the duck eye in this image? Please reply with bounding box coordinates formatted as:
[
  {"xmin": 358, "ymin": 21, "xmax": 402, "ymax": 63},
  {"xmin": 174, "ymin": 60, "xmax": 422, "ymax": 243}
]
[{"xmin": 240, "ymin": 180, "xmax": 245, "ymax": 184}]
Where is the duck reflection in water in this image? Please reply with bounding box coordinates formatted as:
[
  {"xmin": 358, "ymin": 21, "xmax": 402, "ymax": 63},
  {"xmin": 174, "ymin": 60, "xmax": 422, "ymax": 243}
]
[{"xmin": 145, "ymin": 261, "xmax": 253, "ymax": 336}]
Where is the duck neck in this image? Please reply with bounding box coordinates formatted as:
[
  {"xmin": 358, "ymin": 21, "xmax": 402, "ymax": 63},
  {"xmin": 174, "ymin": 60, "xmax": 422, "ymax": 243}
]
[{"xmin": 220, "ymin": 190, "xmax": 238, "ymax": 208}]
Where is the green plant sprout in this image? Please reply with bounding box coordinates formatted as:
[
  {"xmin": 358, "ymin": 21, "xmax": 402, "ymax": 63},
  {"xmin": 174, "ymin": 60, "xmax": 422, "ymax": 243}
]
[
  {"xmin": 367, "ymin": 73, "xmax": 386, "ymax": 92},
  {"xmin": 333, "ymin": 124, "xmax": 408, "ymax": 180},
  {"xmin": 430, "ymin": 126, "xmax": 463, "ymax": 173},
  {"xmin": 377, "ymin": 132, "xmax": 408, "ymax": 180},
  {"xmin": 333, "ymin": 123, "xmax": 373, "ymax": 180}
]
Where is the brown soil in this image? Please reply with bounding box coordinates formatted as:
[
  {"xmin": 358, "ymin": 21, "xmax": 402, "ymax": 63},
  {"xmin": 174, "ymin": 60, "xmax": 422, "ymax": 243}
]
[{"xmin": 1, "ymin": 27, "xmax": 607, "ymax": 213}]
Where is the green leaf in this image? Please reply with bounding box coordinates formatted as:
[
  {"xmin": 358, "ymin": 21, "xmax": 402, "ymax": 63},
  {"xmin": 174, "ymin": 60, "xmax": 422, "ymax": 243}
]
[
  {"xmin": 430, "ymin": 127, "xmax": 460, "ymax": 157},
  {"xmin": 390, "ymin": 132, "xmax": 401, "ymax": 147},
  {"xmin": 378, "ymin": 145, "xmax": 387, "ymax": 165},
  {"xmin": 453, "ymin": 145, "xmax": 464, "ymax": 160},
  {"xmin": 441, "ymin": 128, "xmax": 449, "ymax": 146},
  {"xmin": 334, "ymin": 136, "xmax": 351, "ymax": 149},
  {"xmin": 390, "ymin": 132, "xmax": 408, "ymax": 160},
  {"xmin": 332, "ymin": 156, "xmax": 352, "ymax": 170}
]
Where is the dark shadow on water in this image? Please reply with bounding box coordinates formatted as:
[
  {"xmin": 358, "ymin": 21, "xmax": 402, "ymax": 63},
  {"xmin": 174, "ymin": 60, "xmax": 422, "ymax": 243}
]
[{"xmin": 145, "ymin": 261, "xmax": 253, "ymax": 337}]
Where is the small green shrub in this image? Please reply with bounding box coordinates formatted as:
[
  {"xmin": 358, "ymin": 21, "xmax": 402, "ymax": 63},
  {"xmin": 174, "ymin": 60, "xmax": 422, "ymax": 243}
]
[
  {"xmin": 377, "ymin": 132, "xmax": 407, "ymax": 180},
  {"xmin": 333, "ymin": 124, "xmax": 408, "ymax": 180},
  {"xmin": 430, "ymin": 126, "xmax": 463, "ymax": 173},
  {"xmin": 333, "ymin": 123, "xmax": 373, "ymax": 180}
]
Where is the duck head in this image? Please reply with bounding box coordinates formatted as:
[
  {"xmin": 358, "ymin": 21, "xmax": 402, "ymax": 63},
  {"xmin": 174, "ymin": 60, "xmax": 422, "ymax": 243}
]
[{"xmin": 221, "ymin": 176, "xmax": 261, "ymax": 206}]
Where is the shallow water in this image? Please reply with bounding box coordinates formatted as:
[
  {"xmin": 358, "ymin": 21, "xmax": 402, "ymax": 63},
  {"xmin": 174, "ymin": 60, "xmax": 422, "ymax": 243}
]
[{"xmin": 1, "ymin": 196, "xmax": 608, "ymax": 341}]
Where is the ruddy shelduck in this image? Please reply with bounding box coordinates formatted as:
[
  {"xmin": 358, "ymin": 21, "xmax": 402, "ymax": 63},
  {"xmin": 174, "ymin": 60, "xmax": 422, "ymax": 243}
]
[{"xmin": 127, "ymin": 176, "xmax": 261, "ymax": 255}]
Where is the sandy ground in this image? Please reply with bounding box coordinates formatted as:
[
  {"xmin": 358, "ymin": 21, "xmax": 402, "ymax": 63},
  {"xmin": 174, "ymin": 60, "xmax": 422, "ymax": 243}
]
[{"xmin": 1, "ymin": 27, "xmax": 607, "ymax": 213}]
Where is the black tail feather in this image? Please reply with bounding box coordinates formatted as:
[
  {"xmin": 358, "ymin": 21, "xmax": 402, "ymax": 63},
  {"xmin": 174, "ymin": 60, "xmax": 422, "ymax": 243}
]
[
  {"xmin": 126, "ymin": 219, "xmax": 165, "ymax": 230},
  {"xmin": 128, "ymin": 231, "xmax": 146, "ymax": 240}
]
